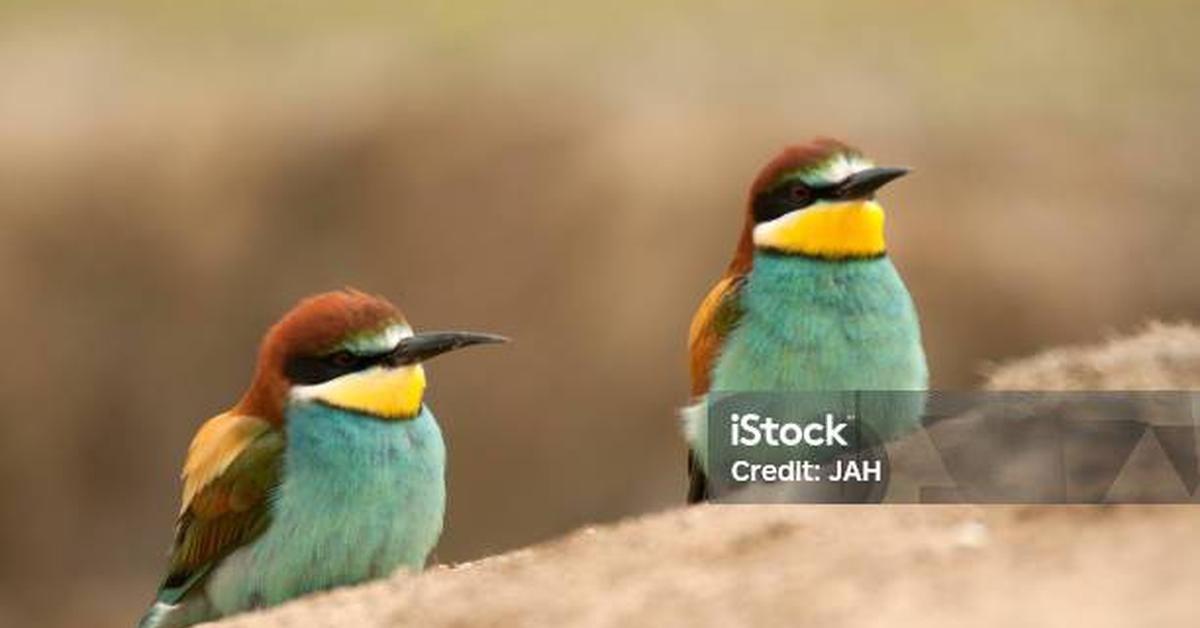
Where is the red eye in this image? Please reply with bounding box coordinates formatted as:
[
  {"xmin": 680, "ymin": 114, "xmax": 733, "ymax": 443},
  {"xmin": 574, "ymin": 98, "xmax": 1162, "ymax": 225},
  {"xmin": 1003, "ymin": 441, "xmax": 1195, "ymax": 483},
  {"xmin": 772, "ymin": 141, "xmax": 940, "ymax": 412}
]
[
  {"xmin": 330, "ymin": 351, "xmax": 356, "ymax": 367},
  {"xmin": 789, "ymin": 184, "xmax": 811, "ymax": 202}
]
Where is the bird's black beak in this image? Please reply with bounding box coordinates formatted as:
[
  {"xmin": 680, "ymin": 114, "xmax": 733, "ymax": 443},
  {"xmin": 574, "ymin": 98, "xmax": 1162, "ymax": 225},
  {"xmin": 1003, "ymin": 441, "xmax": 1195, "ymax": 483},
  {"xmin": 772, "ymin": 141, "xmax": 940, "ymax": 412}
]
[
  {"xmin": 389, "ymin": 331, "xmax": 509, "ymax": 365},
  {"xmin": 835, "ymin": 166, "xmax": 909, "ymax": 201}
]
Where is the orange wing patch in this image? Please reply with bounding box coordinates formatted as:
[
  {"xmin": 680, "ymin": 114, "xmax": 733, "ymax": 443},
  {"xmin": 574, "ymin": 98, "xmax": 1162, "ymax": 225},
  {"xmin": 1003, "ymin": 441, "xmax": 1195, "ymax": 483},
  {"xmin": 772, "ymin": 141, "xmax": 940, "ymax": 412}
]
[
  {"xmin": 688, "ymin": 274, "xmax": 746, "ymax": 397},
  {"xmin": 181, "ymin": 412, "xmax": 272, "ymax": 514}
]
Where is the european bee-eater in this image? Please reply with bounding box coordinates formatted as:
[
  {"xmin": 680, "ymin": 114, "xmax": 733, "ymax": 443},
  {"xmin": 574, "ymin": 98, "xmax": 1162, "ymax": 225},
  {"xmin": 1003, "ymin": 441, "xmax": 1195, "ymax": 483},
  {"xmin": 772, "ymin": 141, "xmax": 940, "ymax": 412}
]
[
  {"xmin": 683, "ymin": 138, "xmax": 928, "ymax": 502},
  {"xmin": 138, "ymin": 289, "xmax": 506, "ymax": 627}
]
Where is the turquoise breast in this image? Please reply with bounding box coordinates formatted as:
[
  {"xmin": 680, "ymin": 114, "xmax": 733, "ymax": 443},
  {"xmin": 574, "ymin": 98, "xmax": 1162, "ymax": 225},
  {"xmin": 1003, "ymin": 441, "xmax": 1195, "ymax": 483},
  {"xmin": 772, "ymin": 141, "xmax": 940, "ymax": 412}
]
[
  {"xmin": 713, "ymin": 252, "xmax": 927, "ymax": 391},
  {"xmin": 206, "ymin": 402, "xmax": 446, "ymax": 615},
  {"xmin": 709, "ymin": 253, "xmax": 928, "ymax": 442}
]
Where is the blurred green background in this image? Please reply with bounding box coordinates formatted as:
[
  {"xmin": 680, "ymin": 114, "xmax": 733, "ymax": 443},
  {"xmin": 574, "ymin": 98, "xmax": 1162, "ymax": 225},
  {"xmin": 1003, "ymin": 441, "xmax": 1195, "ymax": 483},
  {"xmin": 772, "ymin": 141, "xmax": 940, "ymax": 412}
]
[{"xmin": 1, "ymin": 1, "xmax": 1198, "ymax": 625}]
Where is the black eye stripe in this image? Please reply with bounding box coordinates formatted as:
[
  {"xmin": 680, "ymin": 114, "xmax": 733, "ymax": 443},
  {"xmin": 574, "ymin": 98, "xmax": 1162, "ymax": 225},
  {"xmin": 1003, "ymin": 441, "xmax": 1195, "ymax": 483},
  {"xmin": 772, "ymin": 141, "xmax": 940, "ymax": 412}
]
[
  {"xmin": 283, "ymin": 348, "xmax": 397, "ymax": 385},
  {"xmin": 752, "ymin": 180, "xmax": 844, "ymax": 224}
]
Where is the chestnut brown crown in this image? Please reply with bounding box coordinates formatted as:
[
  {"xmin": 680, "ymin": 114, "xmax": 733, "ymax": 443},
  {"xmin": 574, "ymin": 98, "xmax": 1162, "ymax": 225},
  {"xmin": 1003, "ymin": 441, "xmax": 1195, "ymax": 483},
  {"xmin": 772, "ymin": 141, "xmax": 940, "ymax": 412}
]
[{"xmin": 235, "ymin": 289, "xmax": 403, "ymax": 423}]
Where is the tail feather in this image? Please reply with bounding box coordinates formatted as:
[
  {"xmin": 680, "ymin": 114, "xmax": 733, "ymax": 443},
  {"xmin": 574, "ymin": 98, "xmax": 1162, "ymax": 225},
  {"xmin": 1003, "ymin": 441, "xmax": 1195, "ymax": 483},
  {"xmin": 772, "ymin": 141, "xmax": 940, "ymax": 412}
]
[
  {"xmin": 137, "ymin": 602, "xmax": 177, "ymax": 628},
  {"xmin": 687, "ymin": 450, "xmax": 710, "ymax": 504},
  {"xmin": 137, "ymin": 598, "xmax": 211, "ymax": 628}
]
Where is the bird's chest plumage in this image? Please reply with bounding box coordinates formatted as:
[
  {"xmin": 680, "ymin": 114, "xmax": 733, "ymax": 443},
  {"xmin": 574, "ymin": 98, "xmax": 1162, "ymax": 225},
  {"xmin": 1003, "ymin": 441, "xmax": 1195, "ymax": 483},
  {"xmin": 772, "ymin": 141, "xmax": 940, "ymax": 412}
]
[
  {"xmin": 711, "ymin": 254, "xmax": 927, "ymax": 392},
  {"xmin": 206, "ymin": 403, "xmax": 446, "ymax": 614}
]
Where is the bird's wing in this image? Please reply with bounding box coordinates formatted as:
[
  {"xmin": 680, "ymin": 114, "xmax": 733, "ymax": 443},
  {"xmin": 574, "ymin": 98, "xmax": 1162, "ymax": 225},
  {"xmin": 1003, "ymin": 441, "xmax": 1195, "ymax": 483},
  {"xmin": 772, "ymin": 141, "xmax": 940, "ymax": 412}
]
[
  {"xmin": 688, "ymin": 273, "xmax": 747, "ymax": 397},
  {"xmin": 154, "ymin": 412, "xmax": 284, "ymax": 604},
  {"xmin": 686, "ymin": 273, "xmax": 747, "ymax": 503}
]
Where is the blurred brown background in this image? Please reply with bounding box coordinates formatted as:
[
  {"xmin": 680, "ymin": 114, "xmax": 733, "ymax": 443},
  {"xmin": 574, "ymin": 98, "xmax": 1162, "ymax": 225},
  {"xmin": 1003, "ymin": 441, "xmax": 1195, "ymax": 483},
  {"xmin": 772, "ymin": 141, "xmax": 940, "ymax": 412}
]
[{"xmin": 1, "ymin": 1, "xmax": 1198, "ymax": 626}]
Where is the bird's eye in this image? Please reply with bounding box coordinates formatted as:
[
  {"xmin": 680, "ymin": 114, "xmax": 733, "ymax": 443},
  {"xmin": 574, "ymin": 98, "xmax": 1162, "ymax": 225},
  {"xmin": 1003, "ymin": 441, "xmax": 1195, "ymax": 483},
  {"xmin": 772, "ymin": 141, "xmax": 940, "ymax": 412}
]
[
  {"xmin": 328, "ymin": 351, "xmax": 357, "ymax": 368},
  {"xmin": 788, "ymin": 184, "xmax": 811, "ymax": 203}
]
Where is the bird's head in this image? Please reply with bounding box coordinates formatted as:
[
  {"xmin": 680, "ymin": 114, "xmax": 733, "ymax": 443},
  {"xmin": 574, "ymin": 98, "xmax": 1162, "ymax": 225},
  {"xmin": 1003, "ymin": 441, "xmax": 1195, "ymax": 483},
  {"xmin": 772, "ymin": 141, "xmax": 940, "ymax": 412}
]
[
  {"xmin": 745, "ymin": 138, "xmax": 908, "ymax": 260},
  {"xmin": 237, "ymin": 289, "xmax": 506, "ymax": 423}
]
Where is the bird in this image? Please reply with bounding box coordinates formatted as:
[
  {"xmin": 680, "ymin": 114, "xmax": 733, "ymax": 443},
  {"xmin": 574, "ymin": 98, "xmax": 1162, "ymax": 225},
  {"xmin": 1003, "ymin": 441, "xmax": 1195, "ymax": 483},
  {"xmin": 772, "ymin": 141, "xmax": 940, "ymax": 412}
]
[
  {"xmin": 682, "ymin": 138, "xmax": 928, "ymax": 503},
  {"xmin": 138, "ymin": 289, "xmax": 507, "ymax": 627}
]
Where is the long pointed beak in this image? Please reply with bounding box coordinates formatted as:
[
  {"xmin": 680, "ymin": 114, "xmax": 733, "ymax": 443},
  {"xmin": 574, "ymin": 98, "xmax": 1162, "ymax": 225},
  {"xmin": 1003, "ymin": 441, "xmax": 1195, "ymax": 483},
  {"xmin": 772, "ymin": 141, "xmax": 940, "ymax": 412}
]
[
  {"xmin": 390, "ymin": 331, "xmax": 509, "ymax": 366},
  {"xmin": 835, "ymin": 166, "xmax": 909, "ymax": 201}
]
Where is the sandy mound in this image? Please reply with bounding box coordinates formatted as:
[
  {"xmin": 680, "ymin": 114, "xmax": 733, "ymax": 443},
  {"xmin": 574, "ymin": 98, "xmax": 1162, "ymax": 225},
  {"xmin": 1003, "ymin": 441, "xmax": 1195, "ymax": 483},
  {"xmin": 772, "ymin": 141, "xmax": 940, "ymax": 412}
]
[
  {"xmin": 217, "ymin": 505, "xmax": 1198, "ymax": 628},
  {"xmin": 214, "ymin": 324, "xmax": 1200, "ymax": 627},
  {"xmin": 985, "ymin": 322, "xmax": 1200, "ymax": 390}
]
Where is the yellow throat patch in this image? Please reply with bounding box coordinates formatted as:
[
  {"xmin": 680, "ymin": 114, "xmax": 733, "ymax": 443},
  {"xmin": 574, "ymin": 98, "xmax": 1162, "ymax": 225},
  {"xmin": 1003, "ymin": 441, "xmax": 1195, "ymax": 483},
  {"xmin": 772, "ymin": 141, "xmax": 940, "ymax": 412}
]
[
  {"xmin": 753, "ymin": 200, "xmax": 885, "ymax": 258},
  {"xmin": 296, "ymin": 365, "xmax": 427, "ymax": 420}
]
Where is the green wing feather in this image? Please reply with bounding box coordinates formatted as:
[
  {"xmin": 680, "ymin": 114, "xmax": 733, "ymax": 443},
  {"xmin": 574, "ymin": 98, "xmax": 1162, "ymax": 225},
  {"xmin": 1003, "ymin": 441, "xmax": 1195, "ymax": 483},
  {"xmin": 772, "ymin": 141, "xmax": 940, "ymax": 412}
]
[
  {"xmin": 688, "ymin": 274, "xmax": 747, "ymax": 396},
  {"xmin": 686, "ymin": 274, "xmax": 747, "ymax": 503},
  {"xmin": 156, "ymin": 429, "xmax": 284, "ymax": 604}
]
